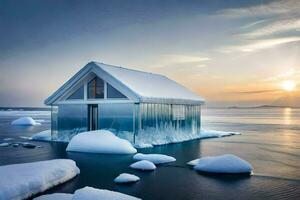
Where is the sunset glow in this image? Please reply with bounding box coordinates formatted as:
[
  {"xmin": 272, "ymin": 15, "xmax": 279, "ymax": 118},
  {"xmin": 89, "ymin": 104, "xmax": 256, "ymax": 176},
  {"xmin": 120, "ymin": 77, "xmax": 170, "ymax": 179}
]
[{"xmin": 281, "ymin": 80, "xmax": 296, "ymax": 92}]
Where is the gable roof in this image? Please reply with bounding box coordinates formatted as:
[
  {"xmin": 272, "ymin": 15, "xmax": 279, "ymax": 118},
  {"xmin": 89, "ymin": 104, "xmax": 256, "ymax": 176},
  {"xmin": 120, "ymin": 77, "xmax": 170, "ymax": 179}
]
[{"xmin": 45, "ymin": 62, "xmax": 205, "ymax": 105}]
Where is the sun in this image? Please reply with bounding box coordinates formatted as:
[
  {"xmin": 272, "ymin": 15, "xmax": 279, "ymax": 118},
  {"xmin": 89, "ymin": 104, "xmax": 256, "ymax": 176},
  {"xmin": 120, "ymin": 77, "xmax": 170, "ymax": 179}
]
[{"xmin": 281, "ymin": 80, "xmax": 296, "ymax": 92}]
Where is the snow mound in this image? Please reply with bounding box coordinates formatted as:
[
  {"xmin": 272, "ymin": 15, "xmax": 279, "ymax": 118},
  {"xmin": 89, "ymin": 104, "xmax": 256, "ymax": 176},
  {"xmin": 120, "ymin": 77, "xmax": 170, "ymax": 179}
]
[
  {"xmin": 130, "ymin": 160, "xmax": 156, "ymax": 171},
  {"xmin": 187, "ymin": 158, "xmax": 200, "ymax": 166},
  {"xmin": 66, "ymin": 130, "xmax": 137, "ymax": 154},
  {"xmin": 114, "ymin": 173, "xmax": 140, "ymax": 184},
  {"xmin": 32, "ymin": 130, "xmax": 52, "ymax": 141},
  {"xmin": 11, "ymin": 117, "xmax": 41, "ymax": 126},
  {"xmin": 0, "ymin": 142, "xmax": 10, "ymax": 147},
  {"xmin": 0, "ymin": 159, "xmax": 80, "ymax": 200},
  {"xmin": 73, "ymin": 186, "xmax": 141, "ymax": 200},
  {"xmin": 34, "ymin": 193, "xmax": 73, "ymax": 200},
  {"xmin": 193, "ymin": 154, "xmax": 253, "ymax": 174},
  {"xmin": 133, "ymin": 153, "xmax": 176, "ymax": 164}
]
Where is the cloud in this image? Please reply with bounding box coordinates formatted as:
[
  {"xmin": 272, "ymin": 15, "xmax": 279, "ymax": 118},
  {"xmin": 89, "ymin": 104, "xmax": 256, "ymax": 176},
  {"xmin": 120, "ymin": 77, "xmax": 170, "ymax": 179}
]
[
  {"xmin": 220, "ymin": 36, "xmax": 300, "ymax": 53},
  {"xmin": 217, "ymin": 0, "xmax": 300, "ymax": 18},
  {"xmin": 232, "ymin": 89, "xmax": 279, "ymax": 94}
]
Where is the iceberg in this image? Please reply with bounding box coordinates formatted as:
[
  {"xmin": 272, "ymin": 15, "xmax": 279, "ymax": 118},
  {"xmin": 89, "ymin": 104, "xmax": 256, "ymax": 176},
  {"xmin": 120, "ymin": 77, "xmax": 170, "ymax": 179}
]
[
  {"xmin": 114, "ymin": 173, "xmax": 140, "ymax": 184},
  {"xmin": 133, "ymin": 153, "xmax": 176, "ymax": 164},
  {"xmin": 130, "ymin": 160, "xmax": 156, "ymax": 171},
  {"xmin": 73, "ymin": 186, "xmax": 141, "ymax": 200},
  {"xmin": 66, "ymin": 130, "xmax": 137, "ymax": 154},
  {"xmin": 11, "ymin": 117, "xmax": 41, "ymax": 126},
  {"xmin": 193, "ymin": 154, "xmax": 253, "ymax": 174},
  {"xmin": 0, "ymin": 159, "xmax": 80, "ymax": 200},
  {"xmin": 31, "ymin": 130, "xmax": 52, "ymax": 141},
  {"xmin": 34, "ymin": 193, "xmax": 73, "ymax": 200}
]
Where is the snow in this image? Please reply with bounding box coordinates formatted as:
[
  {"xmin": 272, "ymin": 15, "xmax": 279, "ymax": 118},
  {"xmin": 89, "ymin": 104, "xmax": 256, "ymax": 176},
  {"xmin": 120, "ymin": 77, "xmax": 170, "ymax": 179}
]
[
  {"xmin": 134, "ymin": 143, "xmax": 153, "ymax": 148},
  {"xmin": 73, "ymin": 186, "xmax": 141, "ymax": 200},
  {"xmin": 95, "ymin": 62, "xmax": 205, "ymax": 105},
  {"xmin": 0, "ymin": 159, "xmax": 80, "ymax": 200},
  {"xmin": 3, "ymin": 138, "xmax": 14, "ymax": 141},
  {"xmin": 31, "ymin": 130, "xmax": 52, "ymax": 141},
  {"xmin": 135, "ymin": 128, "xmax": 240, "ymax": 147},
  {"xmin": 130, "ymin": 160, "xmax": 156, "ymax": 171},
  {"xmin": 114, "ymin": 173, "xmax": 140, "ymax": 184},
  {"xmin": 34, "ymin": 193, "xmax": 73, "ymax": 200},
  {"xmin": 187, "ymin": 159, "xmax": 200, "ymax": 166},
  {"xmin": 133, "ymin": 153, "xmax": 176, "ymax": 164},
  {"xmin": 66, "ymin": 130, "xmax": 137, "ymax": 154},
  {"xmin": 0, "ymin": 142, "xmax": 10, "ymax": 147},
  {"xmin": 193, "ymin": 154, "xmax": 253, "ymax": 174},
  {"xmin": 11, "ymin": 117, "xmax": 41, "ymax": 126}
]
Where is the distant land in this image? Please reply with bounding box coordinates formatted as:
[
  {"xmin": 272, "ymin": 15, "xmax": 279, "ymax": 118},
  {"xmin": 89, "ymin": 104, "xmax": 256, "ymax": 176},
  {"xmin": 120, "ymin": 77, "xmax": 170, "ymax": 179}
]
[
  {"xmin": 0, "ymin": 107, "xmax": 51, "ymax": 111},
  {"xmin": 225, "ymin": 105, "xmax": 300, "ymax": 109}
]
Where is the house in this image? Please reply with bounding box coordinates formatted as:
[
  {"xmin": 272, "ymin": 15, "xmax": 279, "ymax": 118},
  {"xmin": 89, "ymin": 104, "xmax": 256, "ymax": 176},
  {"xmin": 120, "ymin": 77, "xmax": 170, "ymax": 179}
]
[{"xmin": 45, "ymin": 62, "xmax": 205, "ymax": 144}]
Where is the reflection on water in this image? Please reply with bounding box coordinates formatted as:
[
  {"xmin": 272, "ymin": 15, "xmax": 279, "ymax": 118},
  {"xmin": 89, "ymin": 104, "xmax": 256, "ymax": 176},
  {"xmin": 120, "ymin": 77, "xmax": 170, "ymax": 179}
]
[{"xmin": 0, "ymin": 108, "xmax": 300, "ymax": 200}]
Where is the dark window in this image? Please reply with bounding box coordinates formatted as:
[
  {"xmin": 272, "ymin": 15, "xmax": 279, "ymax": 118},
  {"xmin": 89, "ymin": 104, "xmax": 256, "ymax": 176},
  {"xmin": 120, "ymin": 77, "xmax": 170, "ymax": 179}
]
[
  {"xmin": 67, "ymin": 85, "xmax": 84, "ymax": 100},
  {"xmin": 107, "ymin": 83, "xmax": 127, "ymax": 99},
  {"xmin": 88, "ymin": 77, "xmax": 104, "ymax": 99}
]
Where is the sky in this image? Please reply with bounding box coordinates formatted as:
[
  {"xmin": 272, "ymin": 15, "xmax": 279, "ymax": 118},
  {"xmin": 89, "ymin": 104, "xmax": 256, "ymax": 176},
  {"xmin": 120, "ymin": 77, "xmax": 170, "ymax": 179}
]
[{"xmin": 0, "ymin": 0, "xmax": 299, "ymax": 107}]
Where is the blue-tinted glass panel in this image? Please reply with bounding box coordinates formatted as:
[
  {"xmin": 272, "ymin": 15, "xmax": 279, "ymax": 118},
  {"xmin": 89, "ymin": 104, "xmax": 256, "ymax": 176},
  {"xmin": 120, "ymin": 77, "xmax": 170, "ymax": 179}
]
[
  {"xmin": 57, "ymin": 104, "xmax": 88, "ymax": 141},
  {"xmin": 99, "ymin": 103, "xmax": 134, "ymax": 143},
  {"xmin": 88, "ymin": 77, "xmax": 104, "ymax": 99},
  {"xmin": 107, "ymin": 83, "xmax": 127, "ymax": 99},
  {"xmin": 67, "ymin": 85, "xmax": 84, "ymax": 100}
]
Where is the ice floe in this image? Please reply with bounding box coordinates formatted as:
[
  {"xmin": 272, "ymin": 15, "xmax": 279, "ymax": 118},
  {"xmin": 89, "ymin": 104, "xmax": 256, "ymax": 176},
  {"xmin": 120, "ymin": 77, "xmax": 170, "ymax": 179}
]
[
  {"xmin": 66, "ymin": 130, "xmax": 137, "ymax": 154},
  {"xmin": 133, "ymin": 153, "xmax": 176, "ymax": 164},
  {"xmin": 114, "ymin": 173, "xmax": 140, "ymax": 184},
  {"xmin": 0, "ymin": 159, "xmax": 80, "ymax": 200},
  {"xmin": 3, "ymin": 138, "xmax": 14, "ymax": 141},
  {"xmin": 193, "ymin": 154, "xmax": 253, "ymax": 174},
  {"xmin": 34, "ymin": 193, "xmax": 73, "ymax": 200},
  {"xmin": 73, "ymin": 186, "xmax": 141, "ymax": 200},
  {"xmin": 11, "ymin": 117, "xmax": 41, "ymax": 126},
  {"xmin": 0, "ymin": 142, "xmax": 10, "ymax": 147},
  {"xmin": 130, "ymin": 160, "xmax": 156, "ymax": 171},
  {"xmin": 31, "ymin": 130, "xmax": 52, "ymax": 141}
]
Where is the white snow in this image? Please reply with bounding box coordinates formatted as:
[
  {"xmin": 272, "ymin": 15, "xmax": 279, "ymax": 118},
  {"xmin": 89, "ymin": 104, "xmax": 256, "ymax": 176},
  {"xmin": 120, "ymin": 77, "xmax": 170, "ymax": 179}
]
[
  {"xmin": 0, "ymin": 142, "xmax": 10, "ymax": 147},
  {"xmin": 135, "ymin": 128, "xmax": 240, "ymax": 147},
  {"xmin": 31, "ymin": 130, "xmax": 52, "ymax": 141},
  {"xmin": 95, "ymin": 62, "xmax": 205, "ymax": 104},
  {"xmin": 114, "ymin": 173, "xmax": 140, "ymax": 184},
  {"xmin": 133, "ymin": 153, "xmax": 176, "ymax": 164},
  {"xmin": 34, "ymin": 193, "xmax": 73, "ymax": 200},
  {"xmin": 0, "ymin": 159, "xmax": 80, "ymax": 200},
  {"xmin": 130, "ymin": 160, "xmax": 156, "ymax": 171},
  {"xmin": 66, "ymin": 130, "xmax": 137, "ymax": 154},
  {"xmin": 193, "ymin": 154, "xmax": 253, "ymax": 174},
  {"xmin": 11, "ymin": 117, "xmax": 41, "ymax": 126},
  {"xmin": 187, "ymin": 158, "xmax": 200, "ymax": 166},
  {"xmin": 73, "ymin": 186, "xmax": 141, "ymax": 200}
]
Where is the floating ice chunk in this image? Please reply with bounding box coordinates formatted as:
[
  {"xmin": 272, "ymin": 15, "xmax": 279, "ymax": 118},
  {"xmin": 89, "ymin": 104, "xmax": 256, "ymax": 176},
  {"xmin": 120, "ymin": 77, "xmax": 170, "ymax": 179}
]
[
  {"xmin": 133, "ymin": 153, "xmax": 176, "ymax": 164},
  {"xmin": 3, "ymin": 138, "xmax": 13, "ymax": 141},
  {"xmin": 187, "ymin": 158, "xmax": 200, "ymax": 166},
  {"xmin": 22, "ymin": 142, "xmax": 37, "ymax": 148},
  {"xmin": 0, "ymin": 159, "xmax": 80, "ymax": 200},
  {"xmin": 32, "ymin": 130, "xmax": 51, "ymax": 141},
  {"xmin": 193, "ymin": 154, "xmax": 253, "ymax": 174},
  {"xmin": 66, "ymin": 130, "xmax": 137, "ymax": 154},
  {"xmin": 34, "ymin": 193, "xmax": 73, "ymax": 200},
  {"xmin": 200, "ymin": 129, "xmax": 241, "ymax": 138},
  {"xmin": 11, "ymin": 117, "xmax": 41, "ymax": 126},
  {"xmin": 134, "ymin": 143, "xmax": 153, "ymax": 149},
  {"xmin": 0, "ymin": 142, "xmax": 10, "ymax": 147},
  {"xmin": 19, "ymin": 136, "xmax": 32, "ymax": 140},
  {"xmin": 130, "ymin": 160, "xmax": 156, "ymax": 171},
  {"xmin": 73, "ymin": 186, "xmax": 141, "ymax": 200},
  {"xmin": 114, "ymin": 173, "xmax": 140, "ymax": 184}
]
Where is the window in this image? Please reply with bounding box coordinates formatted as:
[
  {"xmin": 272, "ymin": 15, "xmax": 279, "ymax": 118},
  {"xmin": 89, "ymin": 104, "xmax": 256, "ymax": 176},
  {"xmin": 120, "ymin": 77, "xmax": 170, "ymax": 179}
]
[
  {"xmin": 107, "ymin": 83, "xmax": 127, "ymax": 99},
  {"xmin": 172, "ymin": 105, "xmax": 185, "ymax": 120},
  {"xmin": 67, "ymin": 85, "xmax": 84, "ymax": 100},
  {"xmin": 88, "ymin": 77, "xmax": 104, "ymax": 99}
]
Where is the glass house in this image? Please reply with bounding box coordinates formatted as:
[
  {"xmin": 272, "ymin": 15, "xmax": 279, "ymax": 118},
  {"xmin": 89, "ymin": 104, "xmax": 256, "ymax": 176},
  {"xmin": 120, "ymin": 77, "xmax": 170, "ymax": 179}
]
[{"xmin": 45, "ymin": 62, "xmax": 205, "ymax": 144}]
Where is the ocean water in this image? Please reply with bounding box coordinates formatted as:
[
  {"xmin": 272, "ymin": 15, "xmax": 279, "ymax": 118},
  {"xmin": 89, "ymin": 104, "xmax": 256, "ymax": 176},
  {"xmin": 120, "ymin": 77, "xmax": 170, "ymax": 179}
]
[{"xmin": 0, "ymin": 108, "xmax": 299, "ymax": 200}]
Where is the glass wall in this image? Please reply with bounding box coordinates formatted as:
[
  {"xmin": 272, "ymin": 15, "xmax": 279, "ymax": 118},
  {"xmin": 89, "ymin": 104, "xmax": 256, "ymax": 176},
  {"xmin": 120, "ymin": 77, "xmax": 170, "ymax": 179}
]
[
  {"xmin": 51, "ymin": 106, "xmax": 59, "ymax": 140},
  {"xmin": 135, "ymin": 103, "xmax": 201, "ymax": 145},
  {"xmin": 88, "ymin": 77, "xmax": 104, "ymax": 98},
  {"xmin": 99, "ymin": 103, "xmax": 134, "ymax": 143},
  {"xmin": 56, "ymin": 104, "xmax": 88, "ymax": 141}
]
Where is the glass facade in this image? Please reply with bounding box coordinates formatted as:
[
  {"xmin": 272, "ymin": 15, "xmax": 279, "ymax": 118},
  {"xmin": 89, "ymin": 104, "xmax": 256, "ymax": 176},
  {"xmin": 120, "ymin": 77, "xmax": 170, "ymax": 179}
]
[
  {"xmin": 107, "ymin": 83, "xmax": 127, "ymax": 99},
  {"xmin": 52, "ymin": 102, "xmax": 201, "ymax": 144},
  {"xmin": 88, "ymin": 77, "xmax": 104, "ymax": 99}
]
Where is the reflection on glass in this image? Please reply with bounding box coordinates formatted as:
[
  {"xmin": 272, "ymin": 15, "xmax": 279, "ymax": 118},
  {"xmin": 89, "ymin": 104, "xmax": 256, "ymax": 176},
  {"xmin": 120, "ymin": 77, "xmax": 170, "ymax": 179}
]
[{"xmin": 88, "ymin": 77, "xmax": 104, "ymax": 99}]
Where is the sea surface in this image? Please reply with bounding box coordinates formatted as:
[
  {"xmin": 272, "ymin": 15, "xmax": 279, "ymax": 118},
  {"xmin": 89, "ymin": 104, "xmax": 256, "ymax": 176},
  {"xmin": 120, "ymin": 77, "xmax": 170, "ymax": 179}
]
[{"xmin": 0, "ymin": 108, "xmax": 299, "ymax": 200}]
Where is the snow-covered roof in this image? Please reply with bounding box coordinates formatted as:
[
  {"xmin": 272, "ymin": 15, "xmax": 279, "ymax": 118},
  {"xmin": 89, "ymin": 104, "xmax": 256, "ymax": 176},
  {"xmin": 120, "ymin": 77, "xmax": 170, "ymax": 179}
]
[{"xmin": 45, "ymin": 62, "xmax": 205, "ymax": 105}]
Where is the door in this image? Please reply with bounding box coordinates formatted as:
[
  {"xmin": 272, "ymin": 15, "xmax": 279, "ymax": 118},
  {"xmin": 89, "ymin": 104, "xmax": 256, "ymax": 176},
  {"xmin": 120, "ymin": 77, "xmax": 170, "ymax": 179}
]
[{"xmin": 88, "ymin": 104, "xmax": 98, "ymax": 131}]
